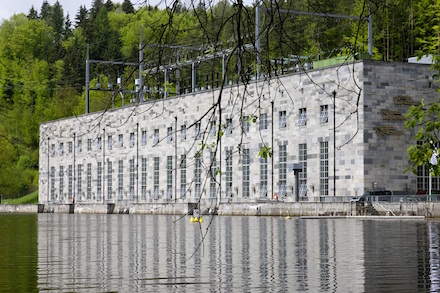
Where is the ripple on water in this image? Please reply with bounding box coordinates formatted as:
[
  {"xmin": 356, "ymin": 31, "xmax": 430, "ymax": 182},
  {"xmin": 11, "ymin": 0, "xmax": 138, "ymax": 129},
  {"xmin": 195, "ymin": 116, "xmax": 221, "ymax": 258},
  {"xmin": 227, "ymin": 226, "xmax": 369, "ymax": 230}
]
[{"xmin": 2, "ymin": 214, "xmax": 440, "ymax": 292}]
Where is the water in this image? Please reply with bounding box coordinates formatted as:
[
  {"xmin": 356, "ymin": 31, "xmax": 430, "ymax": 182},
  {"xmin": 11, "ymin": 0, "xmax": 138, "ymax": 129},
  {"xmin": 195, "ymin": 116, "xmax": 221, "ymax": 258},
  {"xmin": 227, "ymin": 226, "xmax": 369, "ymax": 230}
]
[{"xmin": 1, "ymin": 214, "xmax": 440, "ymax": 292}]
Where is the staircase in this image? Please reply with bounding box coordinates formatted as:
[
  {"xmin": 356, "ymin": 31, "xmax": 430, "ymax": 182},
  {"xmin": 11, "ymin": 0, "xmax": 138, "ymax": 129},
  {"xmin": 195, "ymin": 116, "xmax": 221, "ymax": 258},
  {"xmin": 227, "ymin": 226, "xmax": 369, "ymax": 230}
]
[{"xmin": 365, "ymin": 203, "xmax": 380, "ymax": 216}]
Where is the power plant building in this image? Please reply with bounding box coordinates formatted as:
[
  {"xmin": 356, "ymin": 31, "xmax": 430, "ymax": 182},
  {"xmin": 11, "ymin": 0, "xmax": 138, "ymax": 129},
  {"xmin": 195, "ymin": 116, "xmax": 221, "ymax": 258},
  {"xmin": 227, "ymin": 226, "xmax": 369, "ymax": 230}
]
[{"xmin": 38, "ymin": 60, "xmax": 437, "ymax": 207}]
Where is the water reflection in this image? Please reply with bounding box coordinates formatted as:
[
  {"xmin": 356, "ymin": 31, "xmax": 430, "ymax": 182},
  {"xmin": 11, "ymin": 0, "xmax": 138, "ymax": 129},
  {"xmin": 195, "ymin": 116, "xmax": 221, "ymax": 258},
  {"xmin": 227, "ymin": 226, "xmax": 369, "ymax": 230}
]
[
  {"xmin": 2, "ymin": 214, "xmax": 440, "ymax": 292},
  {"xmin": 0, "ymin": 214, "xmax": 38, "ymax": 292}
]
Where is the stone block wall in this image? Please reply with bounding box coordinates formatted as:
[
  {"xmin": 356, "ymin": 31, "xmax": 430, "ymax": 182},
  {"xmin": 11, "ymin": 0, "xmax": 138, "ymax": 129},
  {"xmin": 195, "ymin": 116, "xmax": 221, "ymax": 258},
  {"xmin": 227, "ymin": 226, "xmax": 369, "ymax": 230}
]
[{"xmin": 39, "ymin": 60, "xmax": 434, "ymax": 206}]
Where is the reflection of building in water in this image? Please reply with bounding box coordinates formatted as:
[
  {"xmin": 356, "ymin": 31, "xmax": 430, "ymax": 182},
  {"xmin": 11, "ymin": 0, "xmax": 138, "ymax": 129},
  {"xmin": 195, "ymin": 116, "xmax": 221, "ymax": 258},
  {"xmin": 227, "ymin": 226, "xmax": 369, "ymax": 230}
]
[
  {"xmin": 39, "ymin": 61, "xmax": 438, "ymax": 207},
  {"xmin": 288, "ymin": 219, "xmax": 365, "ymax": 292},
  {"xmin": 429, "ymin": 223, "xmax": 440, "ymax": 292},
  {"xmin": 37, "ymin": 215, "xmax": 440, "ymax": 291},
  {"xmin": 37, "ymin": 215, "xmax": 372, "ymax": 291},
  {"xmin": 362, "ymin": 220, "xmax": 435, "ymax": 292}
]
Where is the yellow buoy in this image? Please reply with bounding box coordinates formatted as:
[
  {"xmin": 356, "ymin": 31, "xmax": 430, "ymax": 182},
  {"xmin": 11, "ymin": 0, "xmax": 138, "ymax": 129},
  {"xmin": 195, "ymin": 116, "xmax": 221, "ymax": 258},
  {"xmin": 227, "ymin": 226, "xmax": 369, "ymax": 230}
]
[
  {"xmin": 194, "ymin": 217, "xmax": 199, "ymax": 222},
  {"xmin": 199, "ymin": 217, "xmax": 204, "ymax": 223},
  {"xmin": 190, "ymin": 216, "xmax": 194, "ymax": 222}
]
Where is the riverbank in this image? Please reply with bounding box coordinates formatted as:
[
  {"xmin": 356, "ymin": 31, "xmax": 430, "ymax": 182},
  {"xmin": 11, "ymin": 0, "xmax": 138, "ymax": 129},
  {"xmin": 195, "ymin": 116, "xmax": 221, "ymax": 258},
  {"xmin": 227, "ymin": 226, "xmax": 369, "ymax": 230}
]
[{"xmin": 1, "ymin": 201, "xmax": 440, "ymax": 217}]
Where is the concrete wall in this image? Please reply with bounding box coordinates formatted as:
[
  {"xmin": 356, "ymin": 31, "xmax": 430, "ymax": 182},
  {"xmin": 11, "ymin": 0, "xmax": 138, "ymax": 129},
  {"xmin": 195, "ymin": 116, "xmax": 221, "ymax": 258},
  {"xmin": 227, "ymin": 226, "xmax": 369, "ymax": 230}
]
[
  {"xmin": 374, "ymin": 202, "xmax": 440, "ymax": 217},
  {"xmin": 38, "ymin": 60, "xmax": 437, "ymax": 207},
  {"xmin": 5, "ymin": 202, "xmax": 440, "ymax": 217},
  {"xmin": 217, "ymin": 202, "xmax": 357, "ymax": 216},
  {"xmin": 362, "ymin": 62, "xmax": 436, "ymax": 194},
  {"xmin": 0, "ymin": 204, "xmax": 38, "ymax": 213}
]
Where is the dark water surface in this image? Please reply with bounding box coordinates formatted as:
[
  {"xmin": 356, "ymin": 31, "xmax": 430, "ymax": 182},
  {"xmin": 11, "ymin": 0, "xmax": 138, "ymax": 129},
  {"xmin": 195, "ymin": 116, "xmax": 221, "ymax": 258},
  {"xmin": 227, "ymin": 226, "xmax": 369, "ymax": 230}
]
[{"xmin": 1, "ymin": 214, "xmax": 440, "ymax": 292}]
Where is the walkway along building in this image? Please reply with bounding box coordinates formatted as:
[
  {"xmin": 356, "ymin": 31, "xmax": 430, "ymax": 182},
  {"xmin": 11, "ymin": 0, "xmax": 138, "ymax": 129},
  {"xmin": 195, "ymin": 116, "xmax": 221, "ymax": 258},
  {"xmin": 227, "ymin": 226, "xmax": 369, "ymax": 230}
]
[{"xmin": 38, "ymin": 60, "xmax": 439, "ymax": 208}]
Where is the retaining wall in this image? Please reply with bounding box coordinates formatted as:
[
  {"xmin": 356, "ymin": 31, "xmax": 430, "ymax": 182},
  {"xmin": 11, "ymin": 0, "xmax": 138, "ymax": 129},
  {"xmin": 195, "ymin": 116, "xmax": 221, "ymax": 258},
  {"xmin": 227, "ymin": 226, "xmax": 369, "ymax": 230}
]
[
  {"xmin": 373, "ymin": 202, "xmax": 440, "ymax": 217},
  {"xmin": 0, "ymin": 204, "xmax": 38, "ymax": 213},
  {"xmin": 5, "ymin": 202, "xmax": 440, "ymax": 217}
]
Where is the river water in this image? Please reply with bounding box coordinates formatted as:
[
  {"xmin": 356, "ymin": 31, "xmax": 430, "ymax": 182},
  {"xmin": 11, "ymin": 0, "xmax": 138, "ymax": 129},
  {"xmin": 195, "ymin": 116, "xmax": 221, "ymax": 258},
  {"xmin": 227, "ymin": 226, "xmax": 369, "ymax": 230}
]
[{"xmin": 0, "ymin": 214, "xmax": 439, "ymax": 292}]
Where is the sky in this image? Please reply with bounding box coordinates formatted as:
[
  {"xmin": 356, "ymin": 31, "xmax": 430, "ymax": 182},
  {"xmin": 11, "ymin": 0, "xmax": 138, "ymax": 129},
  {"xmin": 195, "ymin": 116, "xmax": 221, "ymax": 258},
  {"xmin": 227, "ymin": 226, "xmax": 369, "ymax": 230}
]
[
  {"xmin": 0, "ymin": 0, "xmax": 92, "ymax": 22},
  {"xmin": 0, "ymin": 0, "xmax": 161, "ymax": 23}
]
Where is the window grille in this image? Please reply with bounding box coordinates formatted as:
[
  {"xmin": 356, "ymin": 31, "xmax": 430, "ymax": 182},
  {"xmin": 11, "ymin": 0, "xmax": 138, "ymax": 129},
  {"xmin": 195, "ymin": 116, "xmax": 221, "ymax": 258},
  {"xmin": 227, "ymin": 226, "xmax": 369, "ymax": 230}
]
[
  {"xmin": 59, "ymin": 166, "xmax": 64, "ymax": 200},
  {"xmin": 180, "ymin": 155, "xmax": 186, "ymax": 198},
  {"xmin": 279, "ymin": 111, "xmax": 286, "ymax": 128},
  {"xmin": 167, "ymin": 127, "xmax": 173, "ymax": 143},
  {"xmin": 129, "ymin": 133, "xmax": 135, "ymax": 147},
  {"xmin": 153, "ymin": 129, "xmax": 159, "ymax": 144},
  {"xmin": 77, "ymin": 164, "xmax": 82, "ymax": 198},
  {"xmin": 260, "ymin": 185, "xmax": 267, "ymax": 197},
  {"xmin": 320, "ymin": 141, "xmax": 329, "ymax": 196},
  {"xmin": 107, "ymin": 162, "xmax": 112, "ymax": 199},
  {"xmin": 299, "ymin": 143, "xmax": 307, "ymax": 194},
  {"xmin": 154, "ymin": 157, "xmax": 159, "ymax": 199},
  {"xmin": 86, "ymin": 163, "xmax": 91, "ymax": 199},
  {"xmin": 141, "ymin": 158, "xmax": 147, "ymax": 200},
  {"xmin": 167, "ymin": 156, "xmax": 173, "ymax": 198},
  {"xmin": 226, "ymin": 118, "xmax": 232, "ymax": 134},
  {"xmin": 195, "ymin": 122, "xmax": 201, "ymax": 139},
  {"xmin": 68, "ymin": 165, "xmax": 73, "ymax": 198},
  {"xmin": 299, "ymin": 183, "xmax": 307, "ymax": 197},
  {"xmin": 279, "ymin": 145, "xmax": 287, "ymax": 196},
  {"xmin": 320, "ymin": 105, "xmax": 328, "ymax": 123},
  {"xmin": 242, "ymin": 149, "xmax": 250, "ymax": 197},
  {"xmin": 180, "ymin": 125, "xmax": 186, "ymax": 141},
  {"xmin": 141, "ymin": 130, "xmax": 147, "ymax": 145},
  {"xmin": 129, "ymin": 159, "xmax": 135, "ymax": 199},
  {"xmin": 260, "ymin": 113, "xmax": 268, "ymax": 130},
  {"xmin": 50, "ymin": 167, "xmax": 55, "ymax": 200},
  {"xmin": 77, "ymin": 140, "xmax": 82, "ymax": 153},
  {"xmin": 210, "ymin": 121, "xmax": 216, "ymax": 136},
  {"xmin": 260, "ymin": 154, "xmax": 268, "ymax": 197},
  {"xmin": 242, "ymin": 116, "xmax": 249, "ymax": 133},
  {"xmin": 226, "ymin": 150, "xmax": 232, "ymax": 197},
  {"xmin": 210, "ymin": 152, "xmax": 216, "ymax": 198},
  {"xmin": 97, "ymin": 162, "xmax": 102, "ymax": 200},
  {"xmin": 297, "ymin": 108, "xmax": 307, "ymax": 126},
  {"xmin": 118, "ymin": 160, "xmax": 123, "ymax": 200},
  {"xmin": 195, "ymin": 156, "xmax": 201, "ymax": 198},
  {"xmin": 118, "ymin": 134, "xmax": 123, "ymax": 148},
  {"xmin": 279, "ymin": 184, "xmax": 287, "ymax": 196}
]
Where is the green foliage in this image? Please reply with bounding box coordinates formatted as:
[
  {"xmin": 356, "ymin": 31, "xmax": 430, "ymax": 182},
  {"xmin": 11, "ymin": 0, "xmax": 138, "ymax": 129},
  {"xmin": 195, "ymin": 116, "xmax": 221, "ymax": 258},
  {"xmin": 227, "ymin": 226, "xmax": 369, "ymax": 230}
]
[
  {"xmin": 3, "ymin": 190, "xmax": 38, "ymax": 204},
  {"xmin": 405, "ymin": 98, "xmax": 440, "ymax": 175},
  {"xmin": 0, "ymin": 0, "xmax": 437, "ymax": 197},
  {"xmin": 258, "ymin": 145, "xmax": 272, "ymax": 160}
]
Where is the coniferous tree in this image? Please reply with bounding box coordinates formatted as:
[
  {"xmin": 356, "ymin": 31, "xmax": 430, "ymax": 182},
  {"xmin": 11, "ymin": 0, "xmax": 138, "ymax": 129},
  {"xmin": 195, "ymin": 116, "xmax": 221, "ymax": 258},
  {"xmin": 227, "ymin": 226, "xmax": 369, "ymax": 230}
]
[
  {"xmin": 40, "ymin": 0, "xmax": 51, "ymax": 21},
  {"xmin": 50, "ymin": 1, "xmax": 65, "ymax": 61},
  {"xmin": 27, "ymin": 6, "xmax": 39, "ymax": 20},
  {"xmin": 90, "ymin": 0, "xmax": 104, "ymax": 22},
  {"xmin": 89, "ymin": 6, "xmax": 121, "ymax": 60},
  {"xmin": 122, "ymin": 0, "xmax": 135, "ymax": 14},
  {"xmin": 75, "ymin": 5, "xmax": 88, "ymax": 29},
  {"xmin": 105, "ymin": 0, "xmax": 114, "ymax": 12},
  {"xmin": 64, "ymin": 13, "xmax": 72, "ymax": 39}
]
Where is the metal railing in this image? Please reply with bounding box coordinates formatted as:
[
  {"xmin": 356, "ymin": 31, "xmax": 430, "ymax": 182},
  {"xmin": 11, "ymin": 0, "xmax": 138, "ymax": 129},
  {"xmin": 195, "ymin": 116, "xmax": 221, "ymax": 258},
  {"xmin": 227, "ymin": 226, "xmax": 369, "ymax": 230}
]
[{"xmin": 296, "ymin": 194, "xmax": 440, "ymax": 203}]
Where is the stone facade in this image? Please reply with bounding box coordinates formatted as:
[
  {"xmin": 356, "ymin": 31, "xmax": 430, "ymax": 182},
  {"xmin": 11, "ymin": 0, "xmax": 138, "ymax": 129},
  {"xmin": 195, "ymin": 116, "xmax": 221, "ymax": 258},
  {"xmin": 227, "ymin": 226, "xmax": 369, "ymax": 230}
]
[{"xmin": 38, "ymin": 60, "xmax": 437, "ymax": 206}]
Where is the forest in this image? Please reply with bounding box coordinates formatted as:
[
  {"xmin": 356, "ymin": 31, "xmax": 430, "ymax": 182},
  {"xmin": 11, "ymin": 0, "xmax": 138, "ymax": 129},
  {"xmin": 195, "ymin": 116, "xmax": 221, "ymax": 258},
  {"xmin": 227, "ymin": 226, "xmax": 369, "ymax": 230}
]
[{"xmin": 0, "ymin": 0, "xmax": 437, "ymax": 198}]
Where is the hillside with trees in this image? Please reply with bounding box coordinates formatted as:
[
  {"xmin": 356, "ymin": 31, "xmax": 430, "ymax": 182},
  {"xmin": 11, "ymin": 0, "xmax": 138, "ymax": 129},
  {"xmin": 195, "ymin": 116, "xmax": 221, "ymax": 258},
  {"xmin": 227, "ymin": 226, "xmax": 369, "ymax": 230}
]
[{"xmin": 0, "ymin": 0, "xmax": 436, "ymax": 199}]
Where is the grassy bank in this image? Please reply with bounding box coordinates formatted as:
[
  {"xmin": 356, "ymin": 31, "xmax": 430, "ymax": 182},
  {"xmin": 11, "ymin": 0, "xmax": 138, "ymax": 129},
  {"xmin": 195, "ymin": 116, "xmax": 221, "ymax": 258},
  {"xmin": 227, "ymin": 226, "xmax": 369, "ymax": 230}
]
[{"xmin": 2, "ymin": 191, "xmax": 38, "ymax": 205}]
